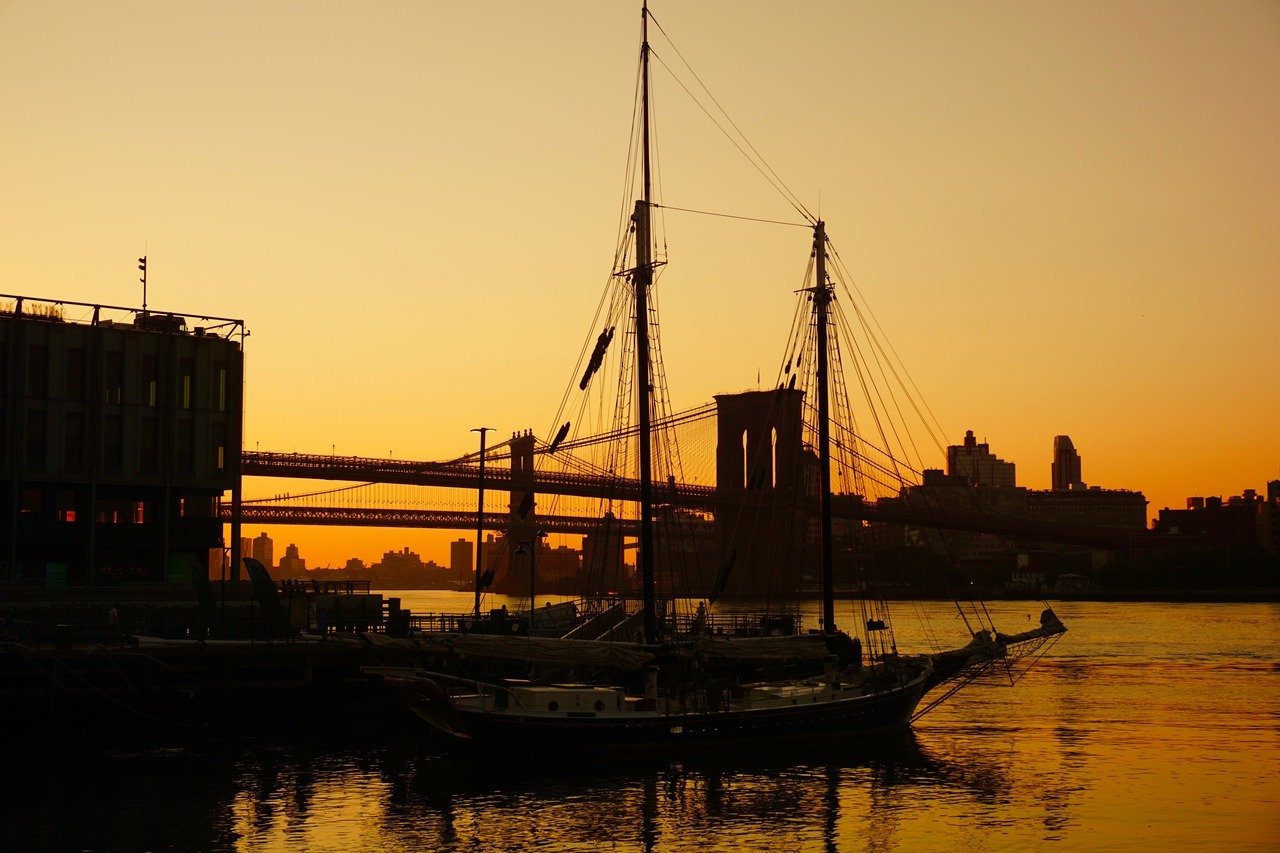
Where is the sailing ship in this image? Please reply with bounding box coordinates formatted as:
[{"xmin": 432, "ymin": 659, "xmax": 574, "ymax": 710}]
[{"xmin": 376, "ymin": 2, "xmax": 1066, "ymax": 750}]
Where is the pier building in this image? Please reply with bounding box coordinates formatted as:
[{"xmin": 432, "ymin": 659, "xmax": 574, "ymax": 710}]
[{"xmin": 0, "ymin": 295, "xmax": 245, "ymax": 586}]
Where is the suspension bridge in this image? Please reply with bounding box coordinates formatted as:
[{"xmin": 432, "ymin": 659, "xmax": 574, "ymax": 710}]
[{"xmin": 224, "ymin": 408, "xmax": 1137, "ymax": 551}]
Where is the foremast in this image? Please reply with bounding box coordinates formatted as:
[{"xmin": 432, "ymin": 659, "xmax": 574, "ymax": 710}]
[{"xmin": 635, "ymin": 1, "xmax": 658, "ymax": 645}]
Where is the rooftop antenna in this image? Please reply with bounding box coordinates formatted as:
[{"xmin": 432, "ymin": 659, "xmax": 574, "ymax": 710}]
[{"xmin": 138, "ymin": 250, "xmax": 148, "ymax": 318}]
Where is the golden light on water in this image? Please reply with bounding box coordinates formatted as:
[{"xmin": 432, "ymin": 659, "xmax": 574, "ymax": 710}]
[{"xmin": 123, "ymin": 601, "xmax": 1274, "ymax": 850}]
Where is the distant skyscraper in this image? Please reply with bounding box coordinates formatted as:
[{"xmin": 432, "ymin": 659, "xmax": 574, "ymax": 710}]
[
  {"xmin": 450, "ymin": 538, "xmax": 473, "ymax": 574},
  {"xmin": 1052, "ymin": 435, "xmax": 1084, "ymax": 491},
  {"xmin": 278, "ymin": 543, "xmax": 306, "ymax": 576},
  {"xmin": 252, "ymin": 532, "xmax": 275, "ymax": 569},
  {"xmin": 946, "ymin": 430, "xmax": 1016, "ymax": 487}
]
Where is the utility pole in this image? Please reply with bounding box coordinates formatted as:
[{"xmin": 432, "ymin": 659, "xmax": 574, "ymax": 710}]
[{"xmin": 471, "ymin": 426, "xmax": 493, "ymax": 618}]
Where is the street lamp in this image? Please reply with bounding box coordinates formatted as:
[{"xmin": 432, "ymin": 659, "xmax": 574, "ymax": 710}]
[{"xmin": 516, "ymin": 529, "xmax": 547, "ymax": 633}]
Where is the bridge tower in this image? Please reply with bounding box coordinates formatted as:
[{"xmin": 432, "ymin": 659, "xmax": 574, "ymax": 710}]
[
  {"xmin": 713, "ymin": 388, "xmax": 809, "ymax": 599},
  {"xmin": 493, "ymin": 430, "xmax": 538, "ymax": 594}
]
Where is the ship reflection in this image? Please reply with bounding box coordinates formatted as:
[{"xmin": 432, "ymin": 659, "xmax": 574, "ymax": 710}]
[
  {"xmin": 2, "ymin": 731, "xmax": 1009, "ymax": 851},
  {"xmin": 398, "ymin": 732, "xmax": 1008, "ymax": 852}
]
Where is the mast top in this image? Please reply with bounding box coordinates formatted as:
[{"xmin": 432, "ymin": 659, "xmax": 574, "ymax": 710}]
[{"xmin": 640, "ymin": 1, "xmax": 652, "ymax": 207}]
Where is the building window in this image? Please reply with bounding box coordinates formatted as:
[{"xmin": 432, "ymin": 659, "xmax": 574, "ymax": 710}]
[
  {"xmin": 95, "ymin": 499, "xmax": 146, "ymax": 524},
  {"xmin": 179, "ymin": 496, "xmax": 215, "ymax": 518},
  {"xmin": 26, "ymin": 344, "xmax": 47, "ymax": 397},
  {"xmin": 24, "ymin": 409, "xmax": 46, "ymax": 468},
  {"xmin": 19, "ymin": 488, "xmax": 41, "ymax": 514},
  {"xmin": 66, "ymin": 347, "xmax": 86, "ymax": 400},
  {"xmin": 140, "ymin": 417, "xmax": 158, "ymax": 474},
  {"xmin": 213, "ymin": 420, "xmax": 226, "ymax": 472},
  {"xmin": 103, "ymin": 351, "xmax": 123, "ymax": 404},
  {"xmin": 143, "ymin": 354, "xmax": 159, "ymax": 407},
  {"xmin": 103, "ymin": 414, "xmax": 123, "ymax": 472},
  {"xmin": 56, "ymin": 490, "xmax": 76, "ymax": 523},
  {"xmin": 216, "ymin": 363, "xmax": 227, "ymax": 412},
  {"xmin": 175, "ymin": 419, "xmax": 193, "ymax": 473},
  {"xmin": 64, "ymin": 412, "xmax": 84, "ymax": 471},
  {"xmin": 771, "ymin": 427, "xmax": 778, "ymax": 490},
  {"xmin": 179, "ymin": 358, "xmax": 194, "ymax": 409}
]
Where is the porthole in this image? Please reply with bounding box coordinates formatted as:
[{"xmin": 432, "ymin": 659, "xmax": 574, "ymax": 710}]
[
  {"xmin": 594, "ymin": 700, "xmax": 606, "ymax": 712},
  {"xmin": 548, "ymin": 700, "xmax": 559, "ymax": 711}
]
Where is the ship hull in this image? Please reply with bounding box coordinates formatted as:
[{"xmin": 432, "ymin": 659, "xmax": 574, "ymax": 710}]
[{"xmin": 409, "ymin": 673, "xmax": 930, "ymax": 753}]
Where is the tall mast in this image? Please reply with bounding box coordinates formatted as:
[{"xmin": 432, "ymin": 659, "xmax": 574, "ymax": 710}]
[
  {"xmin": 634, "ymin": 1, "xmax": 657, "ymax": 645},
  {"xmin": 814, "ymin": 221, "xmax": 835, "ymax": 634}
]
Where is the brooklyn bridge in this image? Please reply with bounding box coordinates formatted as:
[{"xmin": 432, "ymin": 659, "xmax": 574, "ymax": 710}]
[{"xmin": 226, "ymin": 403, "xmax": 1136, "ymax": 552}]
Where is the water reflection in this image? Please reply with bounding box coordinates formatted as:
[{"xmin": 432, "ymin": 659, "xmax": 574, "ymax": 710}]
[
  {"xmin": 0, "ymin": 729, "xmax": 1013, "ymax": 852},
  {"xmin": 5, "ymin": 603, "xmax": 1277, "ymax": 850},
  {"xmin": 383, "ymin": 731, "xmax": 1009, "ymax": 852}
]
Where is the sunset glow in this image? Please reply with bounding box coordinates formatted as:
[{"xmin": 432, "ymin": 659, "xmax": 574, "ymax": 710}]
[{"xmin": 2, "ymin": 1, "xmax": 1276, "ymax": 566}]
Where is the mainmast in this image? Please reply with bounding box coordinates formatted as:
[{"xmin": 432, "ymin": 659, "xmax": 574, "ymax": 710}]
[
  {"xmin": 813, "ymin": 221, "xmax": 836, "ymax": 634},
  {"xmin": 634, "ymin": 1, "xmax": 658, "ymax": 645}
]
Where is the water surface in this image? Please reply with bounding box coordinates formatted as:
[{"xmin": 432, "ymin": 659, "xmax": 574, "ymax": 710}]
[{"xmin": 3, "ymin": 600, "xmax": 1276, "ymax": 851}]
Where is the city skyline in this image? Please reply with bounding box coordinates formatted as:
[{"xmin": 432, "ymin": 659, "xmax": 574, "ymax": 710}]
[
  {"xmin": 235, "ymin": 435, "xmax": 1276, "ymax": 573},
  {"xmin": 2, "ymin": 1, "xmax": 1276, "ymax": 568}
]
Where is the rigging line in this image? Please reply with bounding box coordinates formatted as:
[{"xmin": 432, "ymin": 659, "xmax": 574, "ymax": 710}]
[
  {"xmin": 549, "ymin": 402, "xmax": 717, "ymax": 454},
  {"xmin": 547, "ymin": 289, "xmax": 628, "ymax": 466},
  {"xmin": 647, "ymin": 69, "xmax": 670, "ymax": 265},
  {"xmin": 651, "ymin": 203, "xmax": 810, "ymax": 229},
  {"xmin": 835, "ymin": 419, "xmax": 927, "ymax": 478},
  {"xmin": 616, "ymin": 51, "xmax": 645, "ymax": 262},
  {"xmin": 776, "ymin": 299, "xmax": 805, "ymax": 388},
  {"xmin": 832, "ymin": 303, "xmax": 922, "ymax": 485},
  {"xmin": 826, "ymin": 241, "xmax": 948, "ymax": 451},
  {"xmin": 776, "ymin": 255, "xmax": 817, "ymax": 388},
  {"xmin": 648, "ymin": 49, "xmax": 813, "ymax": 224},
  {"xmin": 1010, "ymin": 633, "xmax": 1065, "ymax": 686},
  {"xmin": 826, "ymin": 253, "xmax": 940, "ymax": 469},
  {"xmin": 830, "ymin": 307, "xmax": 902, "ymax": 493},
  {"xmin": 827, "ymin": 443, "xmax": 906, "ymax": 494},
  {"xmin": 646, "ymin": 12, "xmax": 815, "ymax": 223},
  {"xmin": 773, "ymin": 256, "xmax": 814, "ymax": 381},
  {"xmin": 547, "ymin": 271, "xmax": 627, "ymax": 455},
  {"xmin": 836, "ymin": 293, "xmax": 933, "ymax": 474}
]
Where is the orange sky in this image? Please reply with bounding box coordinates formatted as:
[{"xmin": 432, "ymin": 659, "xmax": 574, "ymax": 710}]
[{"xmin": 2, "ymin": 1, "xmax": 1277, "ymax": 567}]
